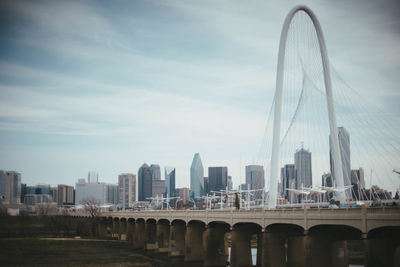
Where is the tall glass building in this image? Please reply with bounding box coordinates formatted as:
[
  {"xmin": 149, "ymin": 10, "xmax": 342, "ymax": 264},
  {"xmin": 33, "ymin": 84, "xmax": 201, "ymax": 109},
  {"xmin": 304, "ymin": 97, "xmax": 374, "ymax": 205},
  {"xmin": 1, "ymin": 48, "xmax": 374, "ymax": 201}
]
[
  {"xmin": 190, "ymin": 153, "xmax": 204, "ymax": 198},
  {"xmin": 165, "ymin": 167, "xmax": 176, "ymax": 197},
  {"xmin": 294, "ymin": 148, "xmax": 312, "ymax": 188}
]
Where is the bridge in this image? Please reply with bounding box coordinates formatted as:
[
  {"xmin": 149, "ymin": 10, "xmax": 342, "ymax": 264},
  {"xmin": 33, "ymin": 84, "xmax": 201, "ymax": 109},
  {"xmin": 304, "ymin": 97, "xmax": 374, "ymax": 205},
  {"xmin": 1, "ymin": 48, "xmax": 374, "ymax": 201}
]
[
  {"xmin": 72, "ymin": 206, "xmax": 400, "ymax": 267},
  {"xmin": 72, "ymin": 5, "xmax": 400, "ymax": 267}
]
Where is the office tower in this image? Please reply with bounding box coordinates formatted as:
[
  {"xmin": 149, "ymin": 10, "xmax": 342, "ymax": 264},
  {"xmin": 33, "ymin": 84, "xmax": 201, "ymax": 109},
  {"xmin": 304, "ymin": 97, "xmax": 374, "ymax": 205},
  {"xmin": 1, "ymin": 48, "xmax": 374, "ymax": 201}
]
[
  {"xmin": 88, "ymin": 171, "xmax": 99, "ymax": 184},
  {"xmin": 176, "ymin": 187, "xmax": 190, "ymax": 204},
  {"xmin": 208, "ymin": 167, "xmax": 228, "ymax": 192},
  {"xmin": 227, "ymin": 176, "xmax": 233, "ymax": 190},
  {"xmin": 0, "ymin": 170, "xmax": 21, "ymax": 205},
  {"xmin": 294, "ymin": 148, "xmax": 312, "ymax": 188},
  {"xmin": 351, "ymin": 168, "xmax": 365, "ymax": 200},
  {"xmin": 330, "ymin": 127, "xmax": 351, "ymax": 189},
  {"xmin": 50, "ymin": 187, "xmax": 58, "ymax": 203},
  {"xmin": 118, "ymin": 173, "xmax": 136, "ymax": 209},
  {"xmin": 152, "ymin": 180, "xmax": 165, "ymax": 198},
  {"xmin": 190, "ymin": 153, "xmax": 204, "ymax": 198},
  {"xmin": 165, "ymin": 167, "xmax": 176, "ymax": 198},
  {"xmin": 106, "ymin": 184, "xmax": 119, "ymax": 205},
  {"xmin": 138, "ymin": 164, "xmax": 152, "ymax": 201},
  {"xmin": 245, "ymin": 165, "xmax": 265, "ymax": 190},
  {"xmin": 280, "ymin": 164, "xmax": 295, "ymax": 201},
  {"xmin": 57, "ymin": 184, "xmax": 74, "ymax": 206},
  {"xmin": 246, "ymin": 165, "xmax": 265, "ymax": 200},
  {"xmin": 20, "ymin": 183, "xmax": 26, "ymax": 204},
  {"xmin": 239, "ymin": 184, "xmax": 248, "ymax": 190},
  {"xmin": 150, "ymin": 164, "xmax": 161, "ymax": 180},
  {"xmin": 27, "ymin": 184, "xmax": 51, "ymax": 195},
  {"xmin": 204, "ymin": 177, "xmax": 209, "ymax": 195},
  {"xmin": 322, "ymin": 172, "xmax": 333, "ymax": 202},
  {"xmin": 322, "ymin": 173, "xmax": 333, "ymax": 187},
  {"xmin": 75, "ymin": 177, "xmax": 118, "ymax": 205}
]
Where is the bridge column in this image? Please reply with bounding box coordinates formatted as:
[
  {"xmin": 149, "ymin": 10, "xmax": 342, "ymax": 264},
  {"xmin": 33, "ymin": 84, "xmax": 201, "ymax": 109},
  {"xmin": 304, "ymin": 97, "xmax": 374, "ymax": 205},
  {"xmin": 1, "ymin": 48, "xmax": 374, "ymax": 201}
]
[
  {"xmin": 133, "ymin": 219, "xmax": 145, "ymax": 249},
  {"xmin": 287, "ymin": 235, "xmax": 307, "ymax": 267},
  {"xmin": 97, "ymin": 217, "xmax": 107, "ymax": 239},
  {"xmin": 112, "ymin": 218, "xmax": 120, "ymax": 239},
  {"xmin": 127, "ymin": 219, "xmax": 134, "ymax": 243},
  {"xmin": 364, "ymin": 228, "xmax": 400, "ymax": 267},
  {"xmin": 169, "ymin": 220, "xmax": 186, "ymax": 257},
  {"xmin": 230, "ymin": 225, "xmax": 253, "ymax": 267},
  {"xmin": 256, "ymin": 232, "xmax": 263, "ymax": 267},
  {"xmin": 305, "ymin": 233, "xmax": 349, "ymax": 267},
  {"xmin": 261, "ymin": 231, "xmax": 286, "ymax": 267},
  {"xmin": 106, "ymin": 218, "xmax": 113, "ymax": 239},
  {"xmin": 203, "ymin": 223, "xmax": 229, "ymax": 266},
  {"xmin": 119, "ymin": 219, "xmax": 127, "ymax": 240},
  {"xmin": 184, "ymin": 221, "xmax": 205, "ymax": 262},
  {"xmin": 157, "ymin": 220, "xmax": 170, "ymax": 252},
  {"xmin": 145, "ymin": 219, "xmax": 157, "ymax": 250}
]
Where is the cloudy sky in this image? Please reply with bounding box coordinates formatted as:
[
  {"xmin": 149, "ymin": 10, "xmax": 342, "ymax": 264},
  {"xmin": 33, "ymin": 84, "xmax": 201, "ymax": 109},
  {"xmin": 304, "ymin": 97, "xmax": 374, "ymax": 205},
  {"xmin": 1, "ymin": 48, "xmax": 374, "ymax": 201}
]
[{"xmin": 0, "ymin": 0, "xmax": 399, "ymax": 189}]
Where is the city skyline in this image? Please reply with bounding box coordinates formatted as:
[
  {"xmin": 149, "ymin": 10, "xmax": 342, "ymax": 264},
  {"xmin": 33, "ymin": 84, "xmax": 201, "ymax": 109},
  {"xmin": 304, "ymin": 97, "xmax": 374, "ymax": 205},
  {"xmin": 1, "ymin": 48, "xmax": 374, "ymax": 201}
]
[{"xmin": 0, "ymin": 0, "xmax": 399, "ymax": 191}]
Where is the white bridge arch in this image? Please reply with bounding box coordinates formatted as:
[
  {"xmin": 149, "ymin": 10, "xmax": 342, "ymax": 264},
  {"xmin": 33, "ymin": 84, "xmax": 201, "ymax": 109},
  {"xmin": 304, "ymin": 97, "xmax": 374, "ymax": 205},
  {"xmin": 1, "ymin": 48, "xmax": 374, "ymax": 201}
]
[{"xmin": 268, "ymin": 5, "xmax": 345, "ymax": 209}]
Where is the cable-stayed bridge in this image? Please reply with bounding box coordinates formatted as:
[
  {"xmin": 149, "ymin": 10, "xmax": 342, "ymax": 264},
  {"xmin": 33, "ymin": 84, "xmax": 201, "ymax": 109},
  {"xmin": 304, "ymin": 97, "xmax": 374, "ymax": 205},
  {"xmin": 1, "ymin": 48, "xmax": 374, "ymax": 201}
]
[{"xmin": 71, "ymin": 6, "xmax": 400, "ymax": 267}]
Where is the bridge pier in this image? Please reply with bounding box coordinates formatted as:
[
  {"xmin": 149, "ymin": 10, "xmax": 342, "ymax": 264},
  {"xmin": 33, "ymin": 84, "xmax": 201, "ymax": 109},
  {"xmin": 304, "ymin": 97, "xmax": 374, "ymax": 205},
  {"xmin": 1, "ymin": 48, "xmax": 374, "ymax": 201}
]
[
  {"xmin": 119, "ymin": 218, "xmax": 127, "ymax": 240},
  {"xmin": 112, "ymin": 218, "xmax": 120, "ymax": 239},
  {"xmin": 261, "ymin": 231, "xmax": 287, "ymax": 267},
  {"xmin": 169, "ymin": 220, "xmax": 186, "ymax": 257},
  {"xmin": 157, "ymin": 220, "xmax": 170, "ymax": 252},
  {"xmin": 305, "ymin": 229, "xmax": 349, "ymax": 267},
  {"xmin": 230, "ymin": 225, "xmax": 253, "ymax": 267},
  {"xmin": 97, "ymin": 217, "xmax": 107, "ymax": 239},
  {"xmin": 133, "ymin": 219, "xmax": 145, "ymax": 249},
  {"xmin": 287, "ymin": 235, "xmax": 307, "ymax": 267},
  {"xmin": 127, "ymin": 219, "xmax": 134, "ymax": 243},
  {"xmin": 364, "ymin": 228, "xmax": 400, "ymax": 267},
  {"xmin": 184, "ymin": 221, "xmax": 205, "ymax": 262},
  {"xmin": 145, "ymin": 219, "xmax": 157, "ymax": 250},
  {"xmin": 203, "ymin": 223, "xmax": 229, "ymax": 267}
]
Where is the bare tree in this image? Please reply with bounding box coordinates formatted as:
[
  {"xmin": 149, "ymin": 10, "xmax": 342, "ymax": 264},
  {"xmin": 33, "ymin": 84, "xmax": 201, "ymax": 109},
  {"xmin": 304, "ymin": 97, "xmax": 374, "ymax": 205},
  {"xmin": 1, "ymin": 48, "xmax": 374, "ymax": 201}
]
[{"xmin": 82, "ymin": 197, "xmax": 101, "ymax": 218}]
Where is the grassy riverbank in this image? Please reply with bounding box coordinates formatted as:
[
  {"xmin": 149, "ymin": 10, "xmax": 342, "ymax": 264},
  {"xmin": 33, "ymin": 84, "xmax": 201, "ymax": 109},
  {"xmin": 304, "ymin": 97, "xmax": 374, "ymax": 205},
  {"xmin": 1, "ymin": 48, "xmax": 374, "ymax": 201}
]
[{"xmin": 0, "ymin": 238, "xmax": 170, "ymax": 266}]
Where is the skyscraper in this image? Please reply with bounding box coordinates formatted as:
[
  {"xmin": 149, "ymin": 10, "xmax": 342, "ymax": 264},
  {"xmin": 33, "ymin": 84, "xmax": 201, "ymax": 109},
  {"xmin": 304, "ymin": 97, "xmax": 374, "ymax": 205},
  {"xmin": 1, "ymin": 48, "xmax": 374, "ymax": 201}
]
[
  {"xmin": 330, "ymin": 127, "xmax": 351, "ymax": 190},
  {"xmin": 118, "ymin": 173, "xmax": 136, "ymax": 209},
  {"xmin": 138, "ymin": 164, "xmax": 152, "ymax": 201},
  {"xmin": 190, "ymin": 153, "xmax": 204, "ymax": 198},
  {"xmin": 350, "ymin": 168, "xmax": 365, "ymax": 200},
  {"xmin": 294, "ymin": 148, "xmax": 312, "ymax": 188},
  {"xmin": 208, "ymin": 167, "xmax": 228, "ymax": 192},
  {"xmin": 245, "ymin": 165, "xmax": 265, "ymax": 190},
  {"xmin": 88, "ymin": 171, "xmax": 99, "ymax": 184},
  {"xmin": 150, "ymin": 164, "xmax": 161, "ymax": 180},
  {"xmin": 280, "ymin": 164, "xmax": 295, "ymax": 201},
  {"xmin": 165, "ymin": 167, "xmax": 176, "ymax": 197}
]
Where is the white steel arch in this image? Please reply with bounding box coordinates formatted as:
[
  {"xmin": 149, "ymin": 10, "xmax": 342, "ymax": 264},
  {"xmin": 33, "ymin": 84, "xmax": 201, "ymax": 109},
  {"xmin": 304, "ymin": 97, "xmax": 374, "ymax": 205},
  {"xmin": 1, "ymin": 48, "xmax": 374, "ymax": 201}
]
[{"xmin": 268, "ymin": 5, "xmax": 345, "ymax": 209}]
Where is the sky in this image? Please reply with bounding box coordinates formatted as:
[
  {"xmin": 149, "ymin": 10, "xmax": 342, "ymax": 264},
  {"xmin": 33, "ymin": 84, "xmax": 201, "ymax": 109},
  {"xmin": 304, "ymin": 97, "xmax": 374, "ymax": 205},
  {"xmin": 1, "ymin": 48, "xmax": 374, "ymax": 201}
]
[{"xmin": 0, "ymin": 0, "xmax": 399, "ymax": 190}]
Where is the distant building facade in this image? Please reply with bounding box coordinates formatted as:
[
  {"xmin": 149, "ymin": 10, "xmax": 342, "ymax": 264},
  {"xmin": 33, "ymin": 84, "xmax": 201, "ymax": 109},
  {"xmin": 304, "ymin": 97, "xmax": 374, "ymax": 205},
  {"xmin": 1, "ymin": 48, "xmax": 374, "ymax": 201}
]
[
  {"xmin": 118, "ymin": 173, "xmax": 136, "ymax": 209},
  {"xmin": 0, "ymin": 170, "xmax": 21, "ymax": 205},
  {"xmin": 177, "ymin": 187, "xmax": 190, "ymax": 204},
  {"xmin": 190, "ymin": 153, "xmax": 204, "ymax": 198},
  {"xmin": 165, "ymin": 167, "xmax": 176, "ymax": 198},
  {"xmin": 351, "ymin": 168, "xmax": 365, "ymax": 200},
  {"xmin": 138, "ymin": 164, "xmax": 152, "ymax": 201},
  {"xmin": 208, "ymin": 167, "xmax": 228, "ymax": 192},
  {"xmin": 294, "ymin": 148, "xmax": 312, "ymax": 188},
  {"xmin": 57, "ymin": 184, "xmax": 74, "ymax": 206},
  {"xmin": 245, "ymin": 165, "xmax": 265, "ymax": 190},
  {"xmin": 203, "ymin": 177, "xmax": 209, "ymax": 195},
  {"xmin": 280, "ymin": 164, "xmax": 295, "ymax": 201}
]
